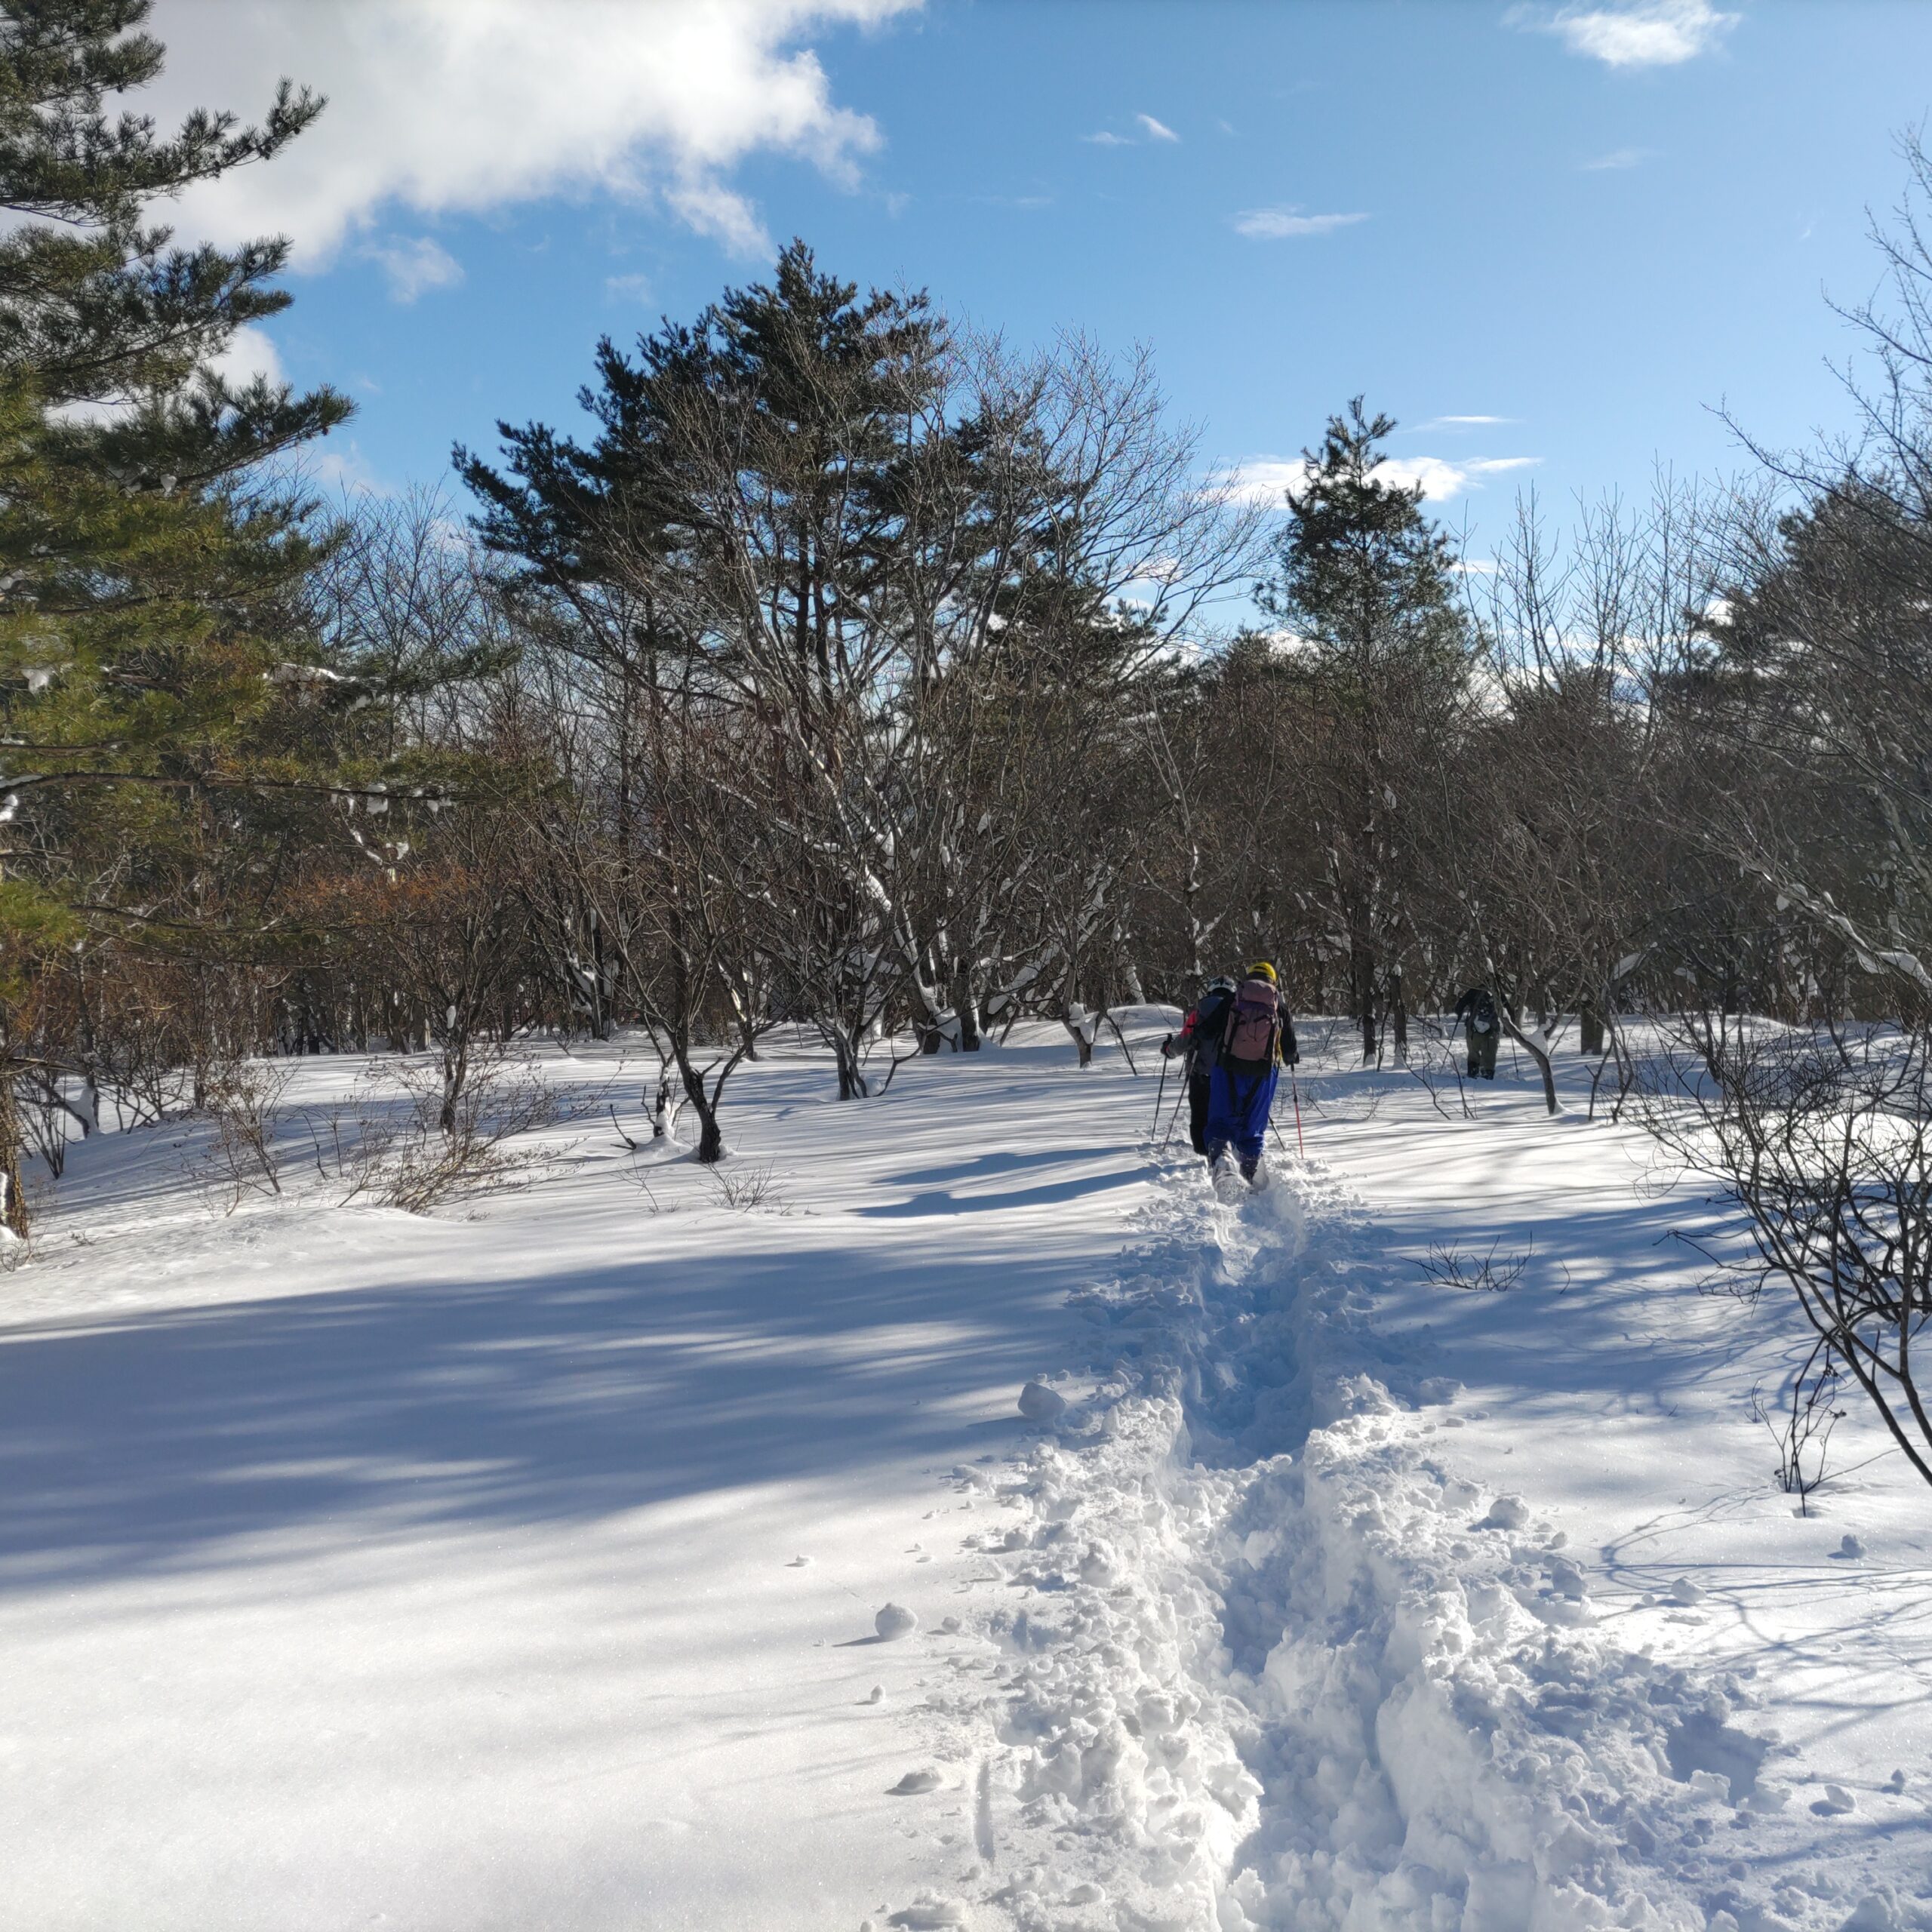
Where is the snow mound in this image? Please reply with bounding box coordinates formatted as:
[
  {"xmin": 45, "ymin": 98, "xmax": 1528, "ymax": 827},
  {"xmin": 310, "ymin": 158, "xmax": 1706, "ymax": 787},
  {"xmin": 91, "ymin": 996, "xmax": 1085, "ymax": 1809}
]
[
  {"xmin": 1017, "ymin": 1379, "xmax": 1066, "ymax": 1423},
  {"xmin": 873, "ymin": 1601, "xmax": 918, "ymax": 1640}
]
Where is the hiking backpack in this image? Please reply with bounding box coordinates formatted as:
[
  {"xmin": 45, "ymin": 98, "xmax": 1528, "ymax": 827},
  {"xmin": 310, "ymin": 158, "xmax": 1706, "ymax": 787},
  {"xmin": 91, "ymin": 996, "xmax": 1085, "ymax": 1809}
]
[{"xmin": 1222, "ymin": 976, "xmax": 1279, "ymax": 1066}]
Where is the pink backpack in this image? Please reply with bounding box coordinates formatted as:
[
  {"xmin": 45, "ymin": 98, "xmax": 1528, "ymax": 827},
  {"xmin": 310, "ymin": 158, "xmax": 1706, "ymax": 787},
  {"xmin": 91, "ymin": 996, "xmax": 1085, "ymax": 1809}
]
[{"xmin": 1222, "ymin": 977, "xmax": 1279, "ymax": 1065}]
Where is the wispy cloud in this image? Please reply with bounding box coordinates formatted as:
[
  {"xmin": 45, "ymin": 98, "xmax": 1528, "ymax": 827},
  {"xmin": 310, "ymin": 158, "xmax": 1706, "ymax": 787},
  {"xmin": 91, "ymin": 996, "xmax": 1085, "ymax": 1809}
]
[
  {"xmin": 1232, "ymin": 207, "xmax": 1368, "ymax": 240},
  {"xmin": 1511, "ymin": 2, "xmax": 1738, "ymax": 69},
  {"xmin": 605, "ymin": 272, "xmax": 654, "ymax": 303},
  {"xmin": 1223, "ymin": 452, "xmax": 1540, "ymax": 506},
  {"xmin": 1581, "ymin": 145, "xmax": 1655, "ymax": 170},
  {"xmin": 1414, "ymin": 414, "xmax": 1518, "ymax": 430},
  {"xmin": 1086, "ymin": 113, "xmax": 1181, "ymax": 147},
  {"xmin": 363, "ymin": 234, "xmax": 464, "ymax": 303}
]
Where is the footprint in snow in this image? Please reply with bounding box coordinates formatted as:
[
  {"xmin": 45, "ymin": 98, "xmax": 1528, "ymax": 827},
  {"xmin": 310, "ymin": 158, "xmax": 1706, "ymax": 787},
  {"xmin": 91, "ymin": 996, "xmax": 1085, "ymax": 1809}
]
[{"xmin": 887, "ymin": 1767, "xmax": 945, "ymax": 1795}]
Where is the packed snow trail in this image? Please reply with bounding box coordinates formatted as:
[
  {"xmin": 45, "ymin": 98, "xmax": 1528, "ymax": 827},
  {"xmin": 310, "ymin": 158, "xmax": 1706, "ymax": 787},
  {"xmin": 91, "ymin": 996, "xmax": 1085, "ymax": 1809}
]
[{"xmin": 912, "ymin": 1124, "xmax": 1930, "ymax": 1932}]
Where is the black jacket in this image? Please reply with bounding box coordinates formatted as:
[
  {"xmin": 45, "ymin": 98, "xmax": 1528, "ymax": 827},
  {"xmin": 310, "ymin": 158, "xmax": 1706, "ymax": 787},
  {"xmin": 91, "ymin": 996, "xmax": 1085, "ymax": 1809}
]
[{"xmin": 1454, "ymin": 987, "xmax": 1498, "ymax": 1032}]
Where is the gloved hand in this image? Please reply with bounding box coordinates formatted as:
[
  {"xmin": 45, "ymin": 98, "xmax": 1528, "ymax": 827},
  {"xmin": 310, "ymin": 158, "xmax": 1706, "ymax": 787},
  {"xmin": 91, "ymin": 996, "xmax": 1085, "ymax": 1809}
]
[{"xmin": 1160, "ymin": 1034, "xmax": 1175, "ymax": 1057}]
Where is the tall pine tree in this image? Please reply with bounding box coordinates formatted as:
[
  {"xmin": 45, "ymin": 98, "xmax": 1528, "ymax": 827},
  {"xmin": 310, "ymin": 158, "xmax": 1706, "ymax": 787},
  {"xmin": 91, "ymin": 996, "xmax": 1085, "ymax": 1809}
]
[
  {"xmin": 0, "ymin": 0, "xmax": 351, "ymax": 1229},
  {"xmin": 1260, "ymin": 398, "xmax": 1475, "ymax": 1063}
]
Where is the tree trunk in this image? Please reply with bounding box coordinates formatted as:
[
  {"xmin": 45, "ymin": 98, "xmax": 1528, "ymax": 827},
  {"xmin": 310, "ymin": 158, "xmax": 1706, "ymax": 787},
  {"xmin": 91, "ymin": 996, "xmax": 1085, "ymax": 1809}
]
[
  {"xmin": 1062, "ymin": 1007, "xmax": 1095, "ymax": 1068},
  {"xmin": 832, "ymin": 1029, "xmax": 871, "ymax": 1100},
  {"xmin": 1353, "ymin": 943, "xmax": 1377, "ymax": 1064},
  {"xmin": 1580, "ymin": 992, "xmax": 1605, "ymax": 1057},
  {"xmin": 681, "ymin": 1059, "xmax": 724, "ymax": 1163},
  {"xmin": 1390, "ymin": 967, "xmax": 1408, "ymax": 1066},
  {"xmin": 0, "ymin": 1067, "xmax": 29, "ymax": 1238},
  {"xmin": 949, "ymin": 964, "xmax": 980, "ymax": 1052},
  {"xmin": 1503, "ymin": 1012, "xmax": 1560, "ymax": 1115}
]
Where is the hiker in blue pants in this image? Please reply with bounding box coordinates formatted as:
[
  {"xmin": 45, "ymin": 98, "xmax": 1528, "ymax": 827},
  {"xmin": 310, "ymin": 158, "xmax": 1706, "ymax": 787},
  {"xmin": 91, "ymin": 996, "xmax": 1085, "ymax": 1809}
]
[{"xmin": 1203, "ymin": 961, "xmax": 1297, "ymax": 1185}]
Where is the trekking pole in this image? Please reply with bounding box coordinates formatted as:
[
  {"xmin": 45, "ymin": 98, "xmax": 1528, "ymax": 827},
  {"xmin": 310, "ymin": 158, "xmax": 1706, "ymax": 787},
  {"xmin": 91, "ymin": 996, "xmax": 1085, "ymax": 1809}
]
[
  {"xmin": 1159, "ymin": 1076, "xmax": 1188, "ymax": 1152},
  {"xmin": 1152, "ymin": 1057, "xmax": 1168, "ymax": 1140},
  {"xmin": 1290, "ymin": 1066, "xmax": 1306, "ymax": 1157}
]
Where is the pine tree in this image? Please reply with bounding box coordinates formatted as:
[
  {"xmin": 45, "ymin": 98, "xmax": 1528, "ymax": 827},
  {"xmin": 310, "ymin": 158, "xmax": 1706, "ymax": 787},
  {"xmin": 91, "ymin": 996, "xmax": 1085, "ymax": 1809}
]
[
  {"xmin": 0, "ymin": 0, "xmax": 351, "ymax": 1231},
  {"xmin": 1260, "ymin": 399, "xmax": 1475, "ymax": 1063}
]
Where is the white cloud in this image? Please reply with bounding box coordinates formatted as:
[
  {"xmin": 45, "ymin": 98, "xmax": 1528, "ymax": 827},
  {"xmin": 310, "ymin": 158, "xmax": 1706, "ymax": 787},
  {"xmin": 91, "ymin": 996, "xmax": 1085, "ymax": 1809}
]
[
  {"xmin": 1581, "ymin": 145, "xmax": 1655, "ymax": 169},
  {"xmin": 1223, "ymin": 452, "xmax": 1540, "ymax": 506},
  {"xmin": 1414, "ymin": 414, "xmax": 1517, "ymax": 429},
  {"xmin": 605, "ymin": 272, "xmax": 654, "ymax": 304},
  {"xmin": 213, "ymin": 322, "xmax": 285, "ymax": 389},
  {"xmin": 1219, "ymin": 459, "xmax": 1307, "ymax": 508},
  {"xmin": 363, "ymin": 234, "xmax": 464, "ymax": 303},
  {"xmin": 51, "ymin": 318, "xmax": 286, "ymax": 424},
  {"xmin": 303, "ymin": 440, "xmax": 395, "ymax": 500},
  {"xmin": 143, "ymin": 0, "xmax": 918, "ymax": 266},
  {"xmin": 1086, "ymin": 115, "xmax": 1180, "ymax": 147},
  {"xmin": 1463, "ymin": 456, "xmax": 1541, "ymax": 478},
  {"xmin": 1232, "ymin": 208, "xmax": 1368, "ymax": 239},
  {"xmin": 1513, "ymin": 2, "xmax": 1738, "ymax": 69}
]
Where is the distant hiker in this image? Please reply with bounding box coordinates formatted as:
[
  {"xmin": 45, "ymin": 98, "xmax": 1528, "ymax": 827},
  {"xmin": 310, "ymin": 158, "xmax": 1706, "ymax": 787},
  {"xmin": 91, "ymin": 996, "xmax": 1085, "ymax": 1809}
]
[
  {"xmin": 1454, "ymin": 984, "xmax": 1499, "ymax": 1079},
  {"xmin": 1203, "ymin": 961, "xmax": 1299, "ymax": 1185},
  {"xmin": 1161, "ymin": 974, "xmax": 1236, "ymax": 1155}
]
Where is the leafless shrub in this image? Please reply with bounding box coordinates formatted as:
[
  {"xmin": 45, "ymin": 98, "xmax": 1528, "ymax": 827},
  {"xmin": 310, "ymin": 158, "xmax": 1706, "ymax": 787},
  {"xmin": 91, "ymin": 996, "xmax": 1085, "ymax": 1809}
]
[
  {"xmin": 196, "ymin": 1060, "xmax": 295, "ymax": 1213},
  {"xmin": 1402, "ymin": 1022, "xmax": 1474, "ymax": 1122},
  {"xmin": 1637, "ymin": 1016, "xmax": 1932, "ymax": 1491},
  {"xmin": 307, "ymin": 1052, "xmax": 561, "ymax": 1214},
  {"xmin": 1417, "ymin": 1236, "xmax": 1534, "ymax": 1293},
  {"xmin": 629, "ymin": 1164, "xmax": 682, "ymax": 1215},
  {"xmin": 705, "ymin": 1159, "xmax": 791, "ymax": 1214},
  {"xmin": 19, "ymin": 1071, "xmax": 93, "ymax": 1180},
  {"xmin": 1749, "ymin": 1342, "xmax": 1847, "ymax": 1514}
]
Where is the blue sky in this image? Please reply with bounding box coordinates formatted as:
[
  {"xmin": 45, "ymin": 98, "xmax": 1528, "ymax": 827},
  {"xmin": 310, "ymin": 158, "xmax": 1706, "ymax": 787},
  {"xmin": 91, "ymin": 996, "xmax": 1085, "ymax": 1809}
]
[{"xmin": 152, "ymin": 1, "xmax": 1932, "ymax": 555}]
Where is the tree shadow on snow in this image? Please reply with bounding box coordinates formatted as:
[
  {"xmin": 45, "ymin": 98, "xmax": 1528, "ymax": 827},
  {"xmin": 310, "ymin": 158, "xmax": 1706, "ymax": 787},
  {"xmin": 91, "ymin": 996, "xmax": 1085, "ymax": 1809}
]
[{"xmin": 0, "ymin": 1229, "xmax": 1081, "ymax": 1592}]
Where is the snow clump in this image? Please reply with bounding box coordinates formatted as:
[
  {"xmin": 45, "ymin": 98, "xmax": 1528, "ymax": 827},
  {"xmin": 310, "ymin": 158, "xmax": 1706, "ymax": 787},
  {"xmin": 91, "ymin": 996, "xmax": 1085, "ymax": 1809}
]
[{"xmin": 1017, "ymin": 1379, "xmax": 1066, "ymax": 1422}]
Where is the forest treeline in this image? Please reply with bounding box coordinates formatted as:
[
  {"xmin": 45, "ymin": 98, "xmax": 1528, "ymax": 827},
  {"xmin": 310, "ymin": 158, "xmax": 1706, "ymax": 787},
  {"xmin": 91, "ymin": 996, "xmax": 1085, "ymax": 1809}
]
[{"xmin": 5, "ymin": 3, "xmax": 1932, "ymax": 1221}]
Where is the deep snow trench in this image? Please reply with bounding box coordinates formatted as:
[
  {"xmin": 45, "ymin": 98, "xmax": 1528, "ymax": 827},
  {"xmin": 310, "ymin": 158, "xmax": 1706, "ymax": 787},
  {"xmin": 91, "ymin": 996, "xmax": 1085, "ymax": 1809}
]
[{"xmin": 903, "ymin": 1152, "xmax": 1926, "ymax": 1932}]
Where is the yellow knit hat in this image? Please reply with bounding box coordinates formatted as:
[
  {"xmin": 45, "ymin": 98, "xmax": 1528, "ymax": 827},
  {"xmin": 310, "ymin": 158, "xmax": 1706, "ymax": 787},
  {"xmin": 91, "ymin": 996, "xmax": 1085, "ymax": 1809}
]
[{"xmin": 1246, "ymin": 961, "xmax": 1278, "ymax": 985}]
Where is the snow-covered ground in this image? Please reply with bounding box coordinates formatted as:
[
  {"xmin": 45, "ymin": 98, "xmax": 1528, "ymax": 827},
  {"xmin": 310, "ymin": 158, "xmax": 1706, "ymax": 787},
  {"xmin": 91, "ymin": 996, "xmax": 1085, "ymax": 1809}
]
[{"xmin": 2, "ymin": 1019, "xmax": 1928, "ymax": 1930}]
